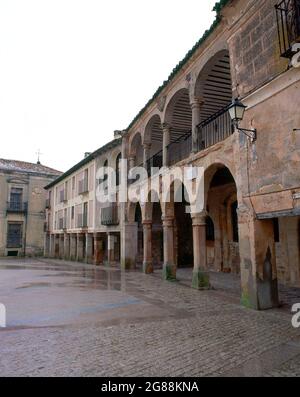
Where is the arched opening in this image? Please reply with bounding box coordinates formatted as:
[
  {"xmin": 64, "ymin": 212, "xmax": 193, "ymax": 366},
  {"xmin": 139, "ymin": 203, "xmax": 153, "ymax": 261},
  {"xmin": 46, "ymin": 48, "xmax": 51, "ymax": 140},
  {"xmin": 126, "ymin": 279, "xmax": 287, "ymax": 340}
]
[
  {"xmin": 164, "ymin": 88, "xmax": 193, "ymax": 164},
  {"xmin": 205, "ymin": 164, "xmax": 240, "ymax": 274},
  {"xmin": 174, "ymin": 183, "xmax": 193, "ymax": 268},
  {"xmin": 144, "ymin": 115, "xmax": 163, "ymax": 174},
  {"xmin": 194, "ymin": 50, "xmax": 234, "ymax": 150},
  {"xmin": 116, "ymin": 153, "xmax": 122, "ymax": 186},
  {"xmin": 129, "ymin": 133, "xmax": 143, "ymax": 167}
]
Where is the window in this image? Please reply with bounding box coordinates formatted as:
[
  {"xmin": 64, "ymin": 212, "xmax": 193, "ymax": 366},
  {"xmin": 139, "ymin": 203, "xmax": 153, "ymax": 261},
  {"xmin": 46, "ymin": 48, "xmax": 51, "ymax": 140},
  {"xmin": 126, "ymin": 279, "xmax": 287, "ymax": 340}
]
[
  {"xmin": 72, "ymin": 177, "xmax": 75, "ymax": 191},
  {"xmin": 71, "ymin": 206, "xmax": 75, "ymax": 220},
  {"xmin": 7, "ymin": 223, "xmax": 23, "ymax": 248},
  {"xmin": 83, "ymin": 202, "xmax": 88, "ymax": 227},
  {"xmin": 10, "ymin": 188, "xmax": 22, "ymax": 210},
  {"xmin": 116, "ymin": 153, "xmax": 122, "ymax": 186}
]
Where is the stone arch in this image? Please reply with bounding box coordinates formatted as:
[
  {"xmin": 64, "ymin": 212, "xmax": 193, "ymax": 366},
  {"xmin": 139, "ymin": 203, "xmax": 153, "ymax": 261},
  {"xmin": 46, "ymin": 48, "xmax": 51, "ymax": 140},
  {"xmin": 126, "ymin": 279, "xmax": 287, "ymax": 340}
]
[
  {"xmin": 193, "ymin": 49, "xmax": 233, "ymax": 122},
  {"xmin": 129, "ymin": 132, "xmax": 143, "ymax": 166}
]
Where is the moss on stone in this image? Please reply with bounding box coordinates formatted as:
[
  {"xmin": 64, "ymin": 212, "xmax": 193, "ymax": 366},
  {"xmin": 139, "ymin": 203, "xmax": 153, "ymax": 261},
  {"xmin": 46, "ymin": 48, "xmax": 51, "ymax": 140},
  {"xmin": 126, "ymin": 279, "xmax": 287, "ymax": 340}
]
[
  {"xmin": 163, "ymin": 265, "xmax": 177, "ymax": 282},
  {"xmin": 192, "ymin": 270, "xmax": 211, "ymax": 290}
]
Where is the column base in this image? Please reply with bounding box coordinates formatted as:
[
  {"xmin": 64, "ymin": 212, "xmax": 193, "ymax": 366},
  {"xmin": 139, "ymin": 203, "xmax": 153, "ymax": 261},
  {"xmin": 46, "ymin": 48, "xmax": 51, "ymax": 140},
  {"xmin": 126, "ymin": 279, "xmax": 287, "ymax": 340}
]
[
  {"xmin": 163, "ymin": 264, "xmax": 177, "ymax": 282},
  {"xmin": 121, "ymin": 258, "xmax": 135, "ymax": 271},
  {"xmin": 191, "ymin": 270, "xmax": 211, "ymax": 290},
  {"xmin": 143, "ymin": 262, "xmax": 154, "ymax": 275}
]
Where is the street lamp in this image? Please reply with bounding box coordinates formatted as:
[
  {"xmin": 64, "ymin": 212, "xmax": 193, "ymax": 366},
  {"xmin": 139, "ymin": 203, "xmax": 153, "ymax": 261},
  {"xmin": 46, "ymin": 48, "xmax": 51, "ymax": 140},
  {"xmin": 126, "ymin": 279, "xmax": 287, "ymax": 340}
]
[{"xmin": 228, "ymin": 98, "xmax": 257, "ymax": 142}]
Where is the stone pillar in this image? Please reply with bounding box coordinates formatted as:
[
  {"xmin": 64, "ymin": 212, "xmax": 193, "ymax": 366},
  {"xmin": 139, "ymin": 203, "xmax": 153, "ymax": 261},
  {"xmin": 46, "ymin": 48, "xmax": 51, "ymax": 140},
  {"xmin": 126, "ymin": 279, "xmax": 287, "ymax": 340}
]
[
  {"xmin": 59, "ymin": 235, "xmax": 64, "ymax": 259},
  {"xmin": 143, "ymin": 220, "xmax": 153, "ymax": 274},
  {"xmin": 129, "ymin": 157, "xmax": 135, "ymax": 170},
  {"xmin": 49, "ymin": 234, "xmax": 55, "ymax": 258},
  {"xmin": 55, "ymin": 234, "xmax": 60, "ymax": 258},
  {"xmin": 85, "ymin": 233, "xmax": 93, "ymax": 264},
  {"xmin": 191, "ymin": 213, "xmax": 210, "ymax": 290},
  {"xmin": 107, "ymin": 233, "xmax": 115, "ymax": 266},
  {"xmin": 162, "ymin": 123, "xmax": 171, "ymax": 167},
  {"xmin": 63, "ymin": 233, "xmax": 70, "ymax": 260},
  {"xmin": 190, "ymin": 98, "xmax": 202, "ymax": 153},
  {"xmin": 44, "ymin": 234, "xmax": 50, "ymax": 257},
  {"xmin": 121, "ymin": 222, "xmax": 138, "ymax": 270},
  {"xmin": 70, "ymin": 234, "xmax": 77, "ymax": 261},
  {"xmin": 93, "ymin": 233, "xmax": 103, "ymax": 265},
  {"xmin": 162, "ymin": 216, "xmax": 176, "ymax": 280},
  {"xmin": 76, "ymin": 234, "xmax": 84, "ymax": 262},
  {"xmin": 143, "ymin": 143, "xmax": 151, "ymax": 171},
  {"xmin": 238, "ymin": 206, "xmax": 279, "ymax": 310}
]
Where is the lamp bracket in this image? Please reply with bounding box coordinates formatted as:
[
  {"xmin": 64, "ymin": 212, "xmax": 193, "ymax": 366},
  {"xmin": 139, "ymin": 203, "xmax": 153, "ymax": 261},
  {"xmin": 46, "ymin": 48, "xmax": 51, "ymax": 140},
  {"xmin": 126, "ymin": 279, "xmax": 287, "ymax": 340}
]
[{"xmin": 237, "ymin": 127, "xmax": 257, "ymax": 142}]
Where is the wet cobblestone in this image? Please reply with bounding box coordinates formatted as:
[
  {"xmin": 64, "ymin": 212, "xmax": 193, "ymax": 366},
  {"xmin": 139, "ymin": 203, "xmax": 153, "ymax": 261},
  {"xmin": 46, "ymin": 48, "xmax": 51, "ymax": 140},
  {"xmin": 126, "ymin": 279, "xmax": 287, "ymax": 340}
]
[{"xmin": 0, "ymin": 259, "xmax": 299, "ymax": 377}]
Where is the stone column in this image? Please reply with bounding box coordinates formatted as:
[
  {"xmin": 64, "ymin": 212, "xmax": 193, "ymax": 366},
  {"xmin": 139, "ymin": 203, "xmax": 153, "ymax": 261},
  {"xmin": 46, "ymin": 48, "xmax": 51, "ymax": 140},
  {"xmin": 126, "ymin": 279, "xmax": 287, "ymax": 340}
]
[
  {"xmin": 63, "ymin": 233, "xmax": 70, "ymax": 260},
  {"xmin": 143, "ymin": 220, "xmax": 153, "ymax": 274},
  {"xmin": 238, "ymin": 206, "xmax": 279, "ymax": 310},
  {"xmin": 49, "ymin": 234, "xmax": 55, "ymax": 258},
  {"xmin": 59, "ymin": 235, "xmax": 64, "ymax": 259},
  {"xmin": 120, "ymin": 222, "xmax": 138, "ymax": 270},
  {"xmin": 191, "ymin": 213, "xmax": 210, "ymax": 290},
  {"xmin": 93, "ymin": 233, "xmax": 103, "ymax": 265},
  {"xmin": 55, "ymin": 234, "xmax": 60, "ymax": 258},
  {"xmin": 107, "ymin": 233, "xmax": 115, "ymax": 267},
  {"xmin": 85, "ymin": 233, "xmax": 93, "ymax": 264},
  {"xmin": 190, "ymin": 98, "xmax": 202, "ymax": 153},
  {"xmin": 44, "ymin": 234, "xmax": 50, "ymax": 257},
  {"xmin": 143, "ymin": 143, "xmax": 151, "ymax": 172},
  {"xmin": 129, "ymin": 157, "xmax": 135, "ymax": 170},
  {"xmin": 162, "ymin": 216, "xmax": 176, "ymax": 280},
  {"xmin": 162, "ymin": 123, "xmax": 171, "ymax": 167},
  {"xmin": 70, "ymin": 234, "xmax": 77, "ymax": 261},
  {"xmin": 76, "ymin": 233, "xmax": 84, "ymax": 262}
]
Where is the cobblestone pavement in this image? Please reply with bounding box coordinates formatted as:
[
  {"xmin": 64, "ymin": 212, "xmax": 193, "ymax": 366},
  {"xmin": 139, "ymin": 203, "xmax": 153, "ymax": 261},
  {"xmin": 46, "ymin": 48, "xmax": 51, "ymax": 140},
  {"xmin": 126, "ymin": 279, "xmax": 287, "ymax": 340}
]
[{"xmin": 0, "ymin": 258, "xmax": 300, "ymax": 377}]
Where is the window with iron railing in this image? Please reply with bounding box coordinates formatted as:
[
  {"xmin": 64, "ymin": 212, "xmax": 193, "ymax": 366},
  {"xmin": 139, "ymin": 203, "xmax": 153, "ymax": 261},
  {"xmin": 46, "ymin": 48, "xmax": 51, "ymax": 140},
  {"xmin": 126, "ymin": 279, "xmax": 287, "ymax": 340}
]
[
  {"xmin": 275, "ymin": 0, "xmax": 300, "ymax": 58},
  {"xmin": 7, "ymin": 201, "xmax": 28, "ymax": 213}
]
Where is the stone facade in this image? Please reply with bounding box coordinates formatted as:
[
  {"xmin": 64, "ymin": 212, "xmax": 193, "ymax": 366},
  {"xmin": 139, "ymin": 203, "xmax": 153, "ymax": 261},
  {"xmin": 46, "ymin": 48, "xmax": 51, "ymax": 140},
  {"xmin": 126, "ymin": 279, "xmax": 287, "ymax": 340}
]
[
  {"xmin": 45, "ymin": 0, "xmax": 300, "ymax": 310},
  {"xmin": 0, "ymin": 159, "xmax": 61, "ymax": 257}
]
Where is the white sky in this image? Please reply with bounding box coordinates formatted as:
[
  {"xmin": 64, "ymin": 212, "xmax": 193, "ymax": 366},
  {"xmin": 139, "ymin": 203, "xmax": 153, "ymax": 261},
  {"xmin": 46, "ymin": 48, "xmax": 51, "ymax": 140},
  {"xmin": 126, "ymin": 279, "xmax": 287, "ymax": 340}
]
[{"xmin": 0, "ymin": 0, "xmax": 217, "ymax": 172}]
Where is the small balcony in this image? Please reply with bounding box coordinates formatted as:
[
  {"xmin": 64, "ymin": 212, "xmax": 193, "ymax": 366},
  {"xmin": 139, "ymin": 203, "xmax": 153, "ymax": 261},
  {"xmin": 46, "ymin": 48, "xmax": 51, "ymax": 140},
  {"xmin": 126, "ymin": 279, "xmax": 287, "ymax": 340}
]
[
  {"xmin": 45, "ymin": 199, "xmax": 51, "ymax": 209},
  {"xmin": 7, "ymin": 201, "xmax": 28, "ymax": 214},
  {"xmin": 78, "ymin": 179, "xmax": 89, "ymax": 195},
  {"xmin": 101, "ymin": 205, "xmax": 119, "ymax": 226},
  {"xmin": 275, "ymin": 0, "xmax": 300, "ymax": 58}
]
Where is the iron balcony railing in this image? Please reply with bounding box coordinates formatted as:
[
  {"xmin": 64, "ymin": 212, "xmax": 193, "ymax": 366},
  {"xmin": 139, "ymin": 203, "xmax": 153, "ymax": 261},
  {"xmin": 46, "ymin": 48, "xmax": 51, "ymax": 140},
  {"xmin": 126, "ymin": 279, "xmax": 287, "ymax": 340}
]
[
  {"xmin": 197, "ymin": 105, "xmax": 234, "ymax": 151},
  {"xmin": 101, "ymin": 205, "xmax": 119, "ymax": 226},
  {"xmin": 145, "ymin": 150, "xmax": 163, "ymax": 176},
  {"xmin": 275, "ymin": 0, "xmax": 300, "ymax": 58},
  {"xmin": 168, "ymin": 133, "xmax": 192, "ymax": 166},
  {"xmin": 7, "ymin": 201, "xmax": 28, "ymax": 213}
]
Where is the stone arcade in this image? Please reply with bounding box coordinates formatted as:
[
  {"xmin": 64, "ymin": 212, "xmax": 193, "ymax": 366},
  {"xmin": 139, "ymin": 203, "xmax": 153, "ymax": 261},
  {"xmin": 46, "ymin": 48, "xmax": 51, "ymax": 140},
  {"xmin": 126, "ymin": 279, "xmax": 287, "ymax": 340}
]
[{"xmin": 44, "ymin": 0, "xmax": 300, "ymax": 310}]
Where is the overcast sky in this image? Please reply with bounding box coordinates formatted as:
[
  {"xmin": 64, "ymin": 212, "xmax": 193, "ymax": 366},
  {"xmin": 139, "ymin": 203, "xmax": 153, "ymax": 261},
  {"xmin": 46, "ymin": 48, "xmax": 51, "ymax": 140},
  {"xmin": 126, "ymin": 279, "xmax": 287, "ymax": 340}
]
[{"xmin": 0, "ymin": 0, "xmax": 217, "ymax": 172}]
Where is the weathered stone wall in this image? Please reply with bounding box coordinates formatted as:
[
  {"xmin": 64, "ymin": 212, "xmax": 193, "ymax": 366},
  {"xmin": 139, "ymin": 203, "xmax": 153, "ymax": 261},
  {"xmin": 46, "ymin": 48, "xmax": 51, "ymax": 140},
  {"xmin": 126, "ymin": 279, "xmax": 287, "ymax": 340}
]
[{"xmin": 228, "ymin": 0, "xmax": 288, "ymax": 98}]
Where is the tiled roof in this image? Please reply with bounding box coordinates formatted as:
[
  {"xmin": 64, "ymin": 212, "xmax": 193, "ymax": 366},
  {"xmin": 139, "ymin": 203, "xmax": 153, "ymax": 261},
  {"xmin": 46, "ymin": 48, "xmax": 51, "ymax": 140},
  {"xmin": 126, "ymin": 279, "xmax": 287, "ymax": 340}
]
[
  {"xmin": 0, "ymin": 158, "xmax": 62, "ymax": 176},
  {"xmin": 126, "ymin": 0, "xmax": 232, "ymax": 132}
]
